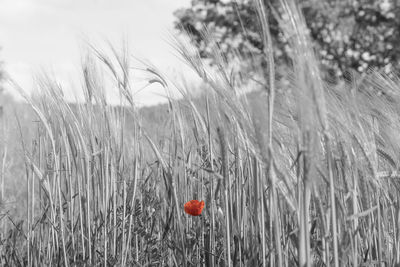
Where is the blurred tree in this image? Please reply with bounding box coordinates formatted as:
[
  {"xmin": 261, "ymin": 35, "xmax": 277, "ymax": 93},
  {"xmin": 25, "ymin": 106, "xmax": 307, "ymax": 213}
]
[
  {"xmin": 174, "ymin": 0, "xmax": 400, "ymax": 80},
  {"xmin": 174, "ymin": 0, "xmax": 286, "ymax": 77},
  {"xmin": 307, "ymin": 0, "xmax": 400, "ymax": 79}
]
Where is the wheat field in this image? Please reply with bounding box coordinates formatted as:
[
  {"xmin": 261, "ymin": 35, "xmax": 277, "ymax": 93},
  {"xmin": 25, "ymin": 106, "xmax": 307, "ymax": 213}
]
[{"xmin": 1, "ymin": 0, "xmax": 400, "ymax": 266}]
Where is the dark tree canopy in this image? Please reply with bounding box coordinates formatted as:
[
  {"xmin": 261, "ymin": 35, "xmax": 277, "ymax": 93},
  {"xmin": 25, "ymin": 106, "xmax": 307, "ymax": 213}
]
[{"xmin": 174, "ymin": 0, "xmax": 400, "ymax": 79}]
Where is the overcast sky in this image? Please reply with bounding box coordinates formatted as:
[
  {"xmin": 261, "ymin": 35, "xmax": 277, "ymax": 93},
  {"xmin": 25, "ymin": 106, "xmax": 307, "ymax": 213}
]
[{"xmin": 0, "ymin": 0, "xmax": 196, "ymax": 106}]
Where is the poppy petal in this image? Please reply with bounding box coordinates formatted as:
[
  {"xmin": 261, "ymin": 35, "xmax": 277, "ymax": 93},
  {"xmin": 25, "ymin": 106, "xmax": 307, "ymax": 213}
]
[{"xmin": 184, "ymin": 200, "xmax": 205, "ymax": 216}]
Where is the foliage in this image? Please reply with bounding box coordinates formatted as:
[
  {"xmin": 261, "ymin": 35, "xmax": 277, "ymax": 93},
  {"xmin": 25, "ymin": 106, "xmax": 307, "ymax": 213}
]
[
  {"xmin": 174, "ymin": 0, "xmax": 400, "ymax": 79},
  {"xmin": 4, "ymin": 0, "xmax": 400, "ymax": 266}
]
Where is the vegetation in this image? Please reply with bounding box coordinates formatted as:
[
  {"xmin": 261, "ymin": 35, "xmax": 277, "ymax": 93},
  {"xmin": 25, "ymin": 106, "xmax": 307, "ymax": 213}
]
[
  {"xmin": 175, "ymin": 0, "xmax": 400, "ymax": 79},
  {"xmin": 1, "ymin": 0, "xmax": 400, "ymax": 266}
]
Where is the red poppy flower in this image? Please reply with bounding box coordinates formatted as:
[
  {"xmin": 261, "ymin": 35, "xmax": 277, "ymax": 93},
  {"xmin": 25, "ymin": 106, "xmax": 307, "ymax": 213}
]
[{"xmin": 184, "ymin": 200, "xmax": 205, "ymax": 216}]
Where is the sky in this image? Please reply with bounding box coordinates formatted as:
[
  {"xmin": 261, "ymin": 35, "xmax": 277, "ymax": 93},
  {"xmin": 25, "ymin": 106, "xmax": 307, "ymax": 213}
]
[{"xmin": 0, "ymin": 0, "xmax": 196, "ymax": 106}]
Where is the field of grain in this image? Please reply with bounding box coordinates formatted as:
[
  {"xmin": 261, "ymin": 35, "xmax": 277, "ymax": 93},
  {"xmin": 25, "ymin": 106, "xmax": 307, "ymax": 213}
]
[{"xmin": 1, "ymin": 0, "xmax": 400, "ymax": 266}]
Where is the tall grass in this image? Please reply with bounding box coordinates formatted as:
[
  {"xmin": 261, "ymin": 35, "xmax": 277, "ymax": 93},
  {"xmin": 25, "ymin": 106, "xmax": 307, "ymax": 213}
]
[{"xmin": 2, "ymin": 0, "xmax": 400, "ymax": 266}]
